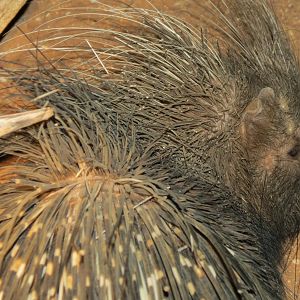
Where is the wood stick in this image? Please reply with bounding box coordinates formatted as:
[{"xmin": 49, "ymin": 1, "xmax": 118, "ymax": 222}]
[
  {"xmin": 0, "ymin": 107, "xmax": 54, "ymax": 137},
  {"xmin": 0, "ymin": 0, "xmax": 28, "ymax": 35}
]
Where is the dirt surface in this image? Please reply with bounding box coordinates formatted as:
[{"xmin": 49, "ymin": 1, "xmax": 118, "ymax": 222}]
[{"xmin": 0, "ymin": 0, "xmax": 299, "ymax": 299}]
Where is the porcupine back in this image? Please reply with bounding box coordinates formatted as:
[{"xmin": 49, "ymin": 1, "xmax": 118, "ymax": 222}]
[
  {"xmin": 0, "ymin": 70, "xmax": 283, "ymax": 300},
  {"xmin": 0, "ymin": 0, "xmax": 299, "ymax": 299}
]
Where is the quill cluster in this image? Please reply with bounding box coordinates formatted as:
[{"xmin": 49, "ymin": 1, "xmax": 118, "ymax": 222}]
[{"xmin": 0, "ymin": 0, "xmax": 299, "ymax": 299}]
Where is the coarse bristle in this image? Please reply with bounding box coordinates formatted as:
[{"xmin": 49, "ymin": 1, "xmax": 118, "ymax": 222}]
[
  {"xmin": 0, "ymin": 76, "xmax": 282, "ymax": 299},
  {"xmin": 0, "ymin": 0, "xmax": 299, "ymax": 299},
  {"xmin": 3, "ymin": 0, "xmax": 299, "ymax": 189}
]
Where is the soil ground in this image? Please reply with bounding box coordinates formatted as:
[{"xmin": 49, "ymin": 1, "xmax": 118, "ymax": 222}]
[{"xmin": 0, "ymin": 0, "xmax": 299, "ymax": 299}]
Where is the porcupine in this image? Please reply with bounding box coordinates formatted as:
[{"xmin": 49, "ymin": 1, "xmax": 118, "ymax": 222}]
[{"xmin": 0, "ymin": 0, "xmax": 299, "ymax": 299}]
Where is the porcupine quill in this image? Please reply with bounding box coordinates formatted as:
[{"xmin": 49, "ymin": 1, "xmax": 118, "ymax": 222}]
[{"xmin": 0, "ymin": 0, "xmax": 299, "ymax": 299}]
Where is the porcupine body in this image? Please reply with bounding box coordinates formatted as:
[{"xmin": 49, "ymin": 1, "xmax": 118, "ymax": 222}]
[{"xmin": 0, "ymin": 0, "xmax": 299, "ymax": 299}]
